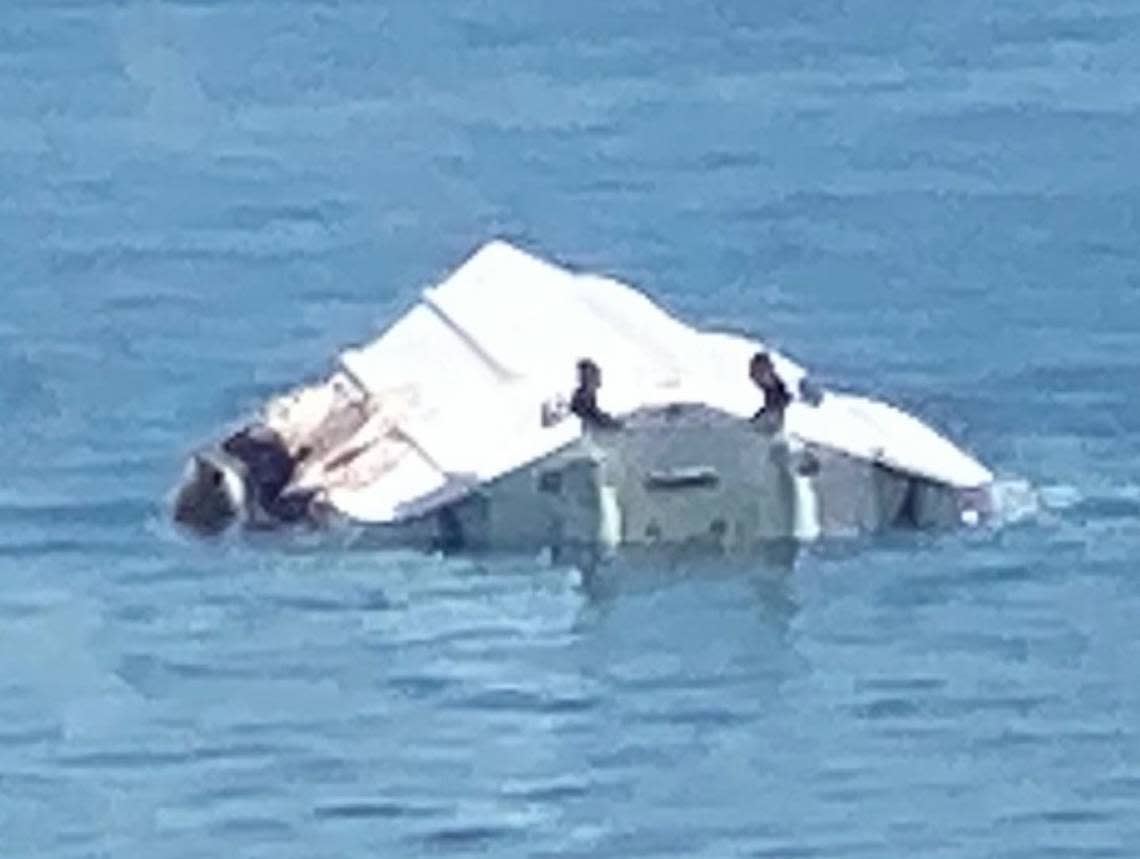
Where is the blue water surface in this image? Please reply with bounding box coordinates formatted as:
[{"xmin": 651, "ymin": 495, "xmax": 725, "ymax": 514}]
[{"xmin": 2, "ymin": 1, "xmax": 1140, "ymax": 856}]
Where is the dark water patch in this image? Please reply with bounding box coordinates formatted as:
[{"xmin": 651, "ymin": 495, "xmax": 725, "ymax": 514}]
[
  {"xmin": 99, "ymin": 290, "xmax": 210, "ymax": 316},
  {"xmin": 992, "ymin": 11, "xmax": 1137, "ymax": 48},
  {"xmin": 0, "ymin": 724, "xmax": 63, "ymax": 747},
  {"xmin": 207, "ymin": 150, "xmax": 289, "ymax": 178},
  {"xmin": 907, "ymin": 107, "xmax": 1140, "ymax": 150},
  {"xmin": 995, "ymin": 361, "xmax": 1140, "ymax": 397},
  {"xmin": 453, "ymin": 686, "xmax": 598, "ymax": 716},
  {"xmin": 938, "ymin": 632, "xmax": 1032, "ymax": 662},
  {"xmin": 415, "ymin": 823, "xmax": 519, "ymax": 852},
  {"xmin": 817, "ymin": 783, "xmax": 895, "ymax": 805},
  {"xmin": 1015, "ymin": 848, "xmax": 1129, "ymax": 859},
  {"xmin": 220, "ymin": 717, "xmax": 348, "ymax": 740},
  {"xmin": 213, "ymin": 816, "xmax": 295, "ymax": 838},
  {"xmin": 0, "ymin": 498, "xmax": 156, "ymax": 529},
  {"xmin": 1068, "ymin": 495, "xmax": 1140, "ymax": 522},
  {"xmin": 0, "ymin": 769, "xmax": 61, "ymax": 793},
  {"xmin": 191, "ymin": 741, "xmax": 290, "ymax": 763},
  {"xmin": 265, "ymin": 589, "xmax": 392, "ymax": 614},
  {"xmin": 502, "ymin": 779, "xmax": 592, "ymax": 803},
  {"xmin": 873, "ymin": 576, "xmax": 958, "ymax": 610},
  {"xmin": 1000, "ymin": 807, "xmax": 1118, "ymax": 826},
  {"xmin": 857, "ymin": 675, "xmax": 945, "ymax": 694},
  {"xmin": 1074, "ymin": 237, "xmax": 1140, "ymax": 263},
  {"xmin": 387, "ymin": 674, "xmax": 452, "ymax": 699},
  {"xmin": 185, "ymin": 781, "xmax": 275, "ymax": 804},
  {"xmin": 56, "ymin": 748, "xmax": 193, "ymax": 770},
  {"xmin": 592, "ymin": 827, "xmax": 709, "ymax": 858},
  {"xmin": 639, "ymin": 705, "xmax": 754, "ymax": 729},
  {"xmin": 812, "ymin": 630, "xmax": 883, "ymax": 647},
  {"xmin": 695, "ymin": 148, "xmax": 770, "ymax": 173},
  {"xmin": 971, "ymin": 728, "xmax": 1052, "ymax": 750},
  {"xmin": 751, "ymin": 842, "xmax": 867, "ymax": 858},
  {"xmin": 874, "ymin": 724, "xmax": 954, "ymax": 742},
  {"xmin": 46, "ymin": 239, "xmax": 350, "ymax": 274},
  {"xmin": 394, "ymin": 624, "xmax": 528, "ymax": 650},
  {"xmin": 46, "ymin": 828, "xmax": 104, "ymax": 855},
  {"xmin": 570, "ymin": 176, "xmax": 657, "ymax": 197},
  {"xmin": 13, "ymin": 453, "xmax": 163, "ymax": 481},
  {"xmin": 315, "ymin": 799, "xmax": 444, "ymax": 821},
  {"xmin": 0, "ymin": 539, "xmax": 119, "ymax": 559},
  {"xmin": 293, "ymin": 286, "xmax": 380, "ymax": 307},
  {"xmin": 107, "ymin": 602, "xmax": 160, "ymax": 625},
  {"xmin": 589, "ymin": 742, "xmax": 673, "ymax": 771},
  {"xmin": 538, "ymin": 688, "xmax": 601, "ymax": 715},
  {"xmin": 115, "ymin": 652, "xmax": 170, "ymax": 692},
  {"xmin": 224, "ymin": 200, "xmax": 350, "ymax": 231},
  {"xmin": 271, "ymin": 747, "xmax": 355, "ymax": 783},
  {"xmin": 852, "ymin": 697, "xmax": 924, "ymax": 721},
  {"xmin": 816, "ymin": 762, "xmax": 868, "ymax": 785},
  {"xmin": 612, "ymin": 667, "xmax": 781, "ymax": 696},
  {"xmin": 1093, "ymin": 773, "xmax": 1140, "ymax": 800},
  {"xmin": 943, "ymin": 694, "xmax": 1054, "ymax": 718},
  {"xmin": 1057, "ymin": 726, "xmax": 1130, "ymax": 746},
  {"xmin": 965, "ymin": 561, "xmax": 1043, "ymax": 588},
  {"xmin": 41, "ymin": 173, "xmax": 117, "ymax": 206},
  {"xmin": 112, "ymin": 561, "xmax": 214, "ymax": 587},
  {"xmin": 116, "ymin": 652, "xmax": 267, "ymax": 695}
]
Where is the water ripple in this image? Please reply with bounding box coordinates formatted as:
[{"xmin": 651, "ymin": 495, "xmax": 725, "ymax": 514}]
[
  {"xmin": 5, "ymin": 1, "xmax": 1140, "ymax": 856},
  {"xmin": 314, "ymin": 800, "xmax": 443, "ymax": 821}
]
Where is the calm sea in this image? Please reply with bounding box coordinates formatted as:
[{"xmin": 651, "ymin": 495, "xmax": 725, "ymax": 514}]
[{"xmin": 2, "ymin": 1, "xmax": 1139, "ymax": 856}]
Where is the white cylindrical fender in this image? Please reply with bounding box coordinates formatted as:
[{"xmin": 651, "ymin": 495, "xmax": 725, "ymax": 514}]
[
  {"xmin": 782, "ymin": 435, "xmax": 821, "ymax": 541},
  {"xmin": 598, "ymin": 484, "xmax": 623, "ymax": 553}
]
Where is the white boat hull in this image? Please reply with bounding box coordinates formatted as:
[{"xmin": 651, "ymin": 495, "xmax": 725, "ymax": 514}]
[
  {"xmin": 349, "ymin": 409, "xmax": 985, "ymax": 552},
  {"xmin": 172, "ymin": 241, "xmax": 993, "ymax": 552}
]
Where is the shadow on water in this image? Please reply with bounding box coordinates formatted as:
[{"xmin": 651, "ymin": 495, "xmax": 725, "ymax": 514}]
[
  {"xmin": 157, "ymin": 511, "xmax": 808, "ymax": 646},
  {"xmin": 149, "ymin": 481, "xmax": 1114, "ymax": 666},
  {"xmin": 338, "ymin": 527, "xmax": 802, "ymax": 610},
  {"xmin": 573, "ymin": 539, "xmax": 800, "ymax": 609}
]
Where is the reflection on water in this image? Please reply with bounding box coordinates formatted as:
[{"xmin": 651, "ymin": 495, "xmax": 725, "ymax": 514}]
[{"xmin": 576, "ymin": 539, "xmax": 800, "ymax": 608}]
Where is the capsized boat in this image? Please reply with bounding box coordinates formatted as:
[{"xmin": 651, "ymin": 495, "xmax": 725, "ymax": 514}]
[{"xmin": 173, "ymin": 240, "xmax": 993, "ymax": 554}]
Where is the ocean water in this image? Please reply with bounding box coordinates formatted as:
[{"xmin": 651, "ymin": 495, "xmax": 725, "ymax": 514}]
[{"xmin": 3, "ymin": 1, "xmax": 1140, "ymax": 856}]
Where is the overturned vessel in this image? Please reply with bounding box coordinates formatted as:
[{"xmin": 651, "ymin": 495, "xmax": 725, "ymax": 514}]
[{"xmin": 173, "ymin": 240, "xmax": 993, "ymax": 556}]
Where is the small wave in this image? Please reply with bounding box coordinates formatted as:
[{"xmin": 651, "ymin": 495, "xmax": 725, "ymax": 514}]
[
  {"xmin": 988, "ymin": 477, "xmax": 1045, "ymax": 526},
  {"xmin": 989, "ymin": 477, "xmax": 1140, "ymax": 529},
  {"xmin": 1037, "ymin": 483, "xmax": 1083, "ymax": 512},
  {"xmin": 315, "ymin": 800, "xmax": 443, "ymax": 821},
  {"xmin": 1070, "ymin": 493, "xmax": 1140, "ymax": 521},
  {"xmin": 417, "ymin": 824, "xmax": 518, "ymax": 851},
  {"xmin": 0, "ymin": 497, "xmax": 156, "ymax": 529}
]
